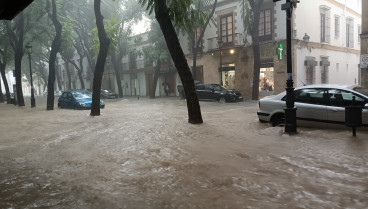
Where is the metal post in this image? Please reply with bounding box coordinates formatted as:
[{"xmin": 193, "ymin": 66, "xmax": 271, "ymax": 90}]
[
  {"xmin": 274, "ymin": 0, "xmax": 298, "ymax": 134},
  {"xmin": 26, "ymin": 45, "xmax": 36, "ymax": 108}
]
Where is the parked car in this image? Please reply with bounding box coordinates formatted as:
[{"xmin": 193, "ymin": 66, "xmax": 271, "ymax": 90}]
[
  {"xmin": 43, "ymin": 90, "xmax": 63, "ymax": 97},
  {"xmin": 178, "ymin": 83, "xmax": 243, "ymax": 103},
  {"xmin": 55, "ymin": 90, "xmax": 63, "ymax": 97},
  {"xmin": 257, "ymin": 84, "xmax": 368, "ymax": 128},
  {"xmin": 101, "ymin": 89, "xmax": 118, "ymax": 99},
  {"xmin": 58, "ymin": 90, "xmax": 105, "ymax": 110}
]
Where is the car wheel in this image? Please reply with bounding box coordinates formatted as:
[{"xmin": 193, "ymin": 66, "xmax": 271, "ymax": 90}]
[
  {"xmin": 218, "ymin": 97, "xmax": 226, "ymax": 103},
  {"xmin": 58, "ymin": 103, "xmax": 61, "ymax": 108},
  {"xmin": 271, "ymin": 113, "xmax": 285, "ymax": 127},
  {"xmin": 74, "ymin": 105, "xmax": 78, "ymax": 110}
]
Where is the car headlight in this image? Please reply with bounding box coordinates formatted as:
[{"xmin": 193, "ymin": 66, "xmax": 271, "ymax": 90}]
[{"xmin": 79, "ymin": 102, "xmax": 86, "ymax": 107}]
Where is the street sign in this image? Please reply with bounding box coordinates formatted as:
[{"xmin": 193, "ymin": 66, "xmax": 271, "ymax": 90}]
[{"xmin": 360, "ymin": 54, "xmax": 368, "ymax": 68}]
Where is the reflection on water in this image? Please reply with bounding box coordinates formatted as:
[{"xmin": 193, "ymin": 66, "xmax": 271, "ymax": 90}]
[{"xmin": 1, "ymin": 98, "xmax": 368, "ymax": 209}]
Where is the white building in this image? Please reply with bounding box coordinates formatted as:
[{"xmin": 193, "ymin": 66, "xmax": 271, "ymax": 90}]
[{"xmin": 178, "ymin": 0, "xmax": 362, "ymax": 98}]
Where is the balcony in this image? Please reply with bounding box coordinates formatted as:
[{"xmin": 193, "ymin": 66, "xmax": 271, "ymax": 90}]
[{"xmin": 207, "ymin": 33, "xmax": 245, "ymax": 51}]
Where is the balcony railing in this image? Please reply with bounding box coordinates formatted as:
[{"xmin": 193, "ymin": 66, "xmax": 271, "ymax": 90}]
[{"xmin": 207, "ymin": 33, "xmax": 245, "ymax": 51}]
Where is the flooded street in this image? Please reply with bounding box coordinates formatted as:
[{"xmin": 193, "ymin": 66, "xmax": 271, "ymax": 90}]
[{"xmin": 1, "ymin": 97, "xmax": 368, "ymax": 209}]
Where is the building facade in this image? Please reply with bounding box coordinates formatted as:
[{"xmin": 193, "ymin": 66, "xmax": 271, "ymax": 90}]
[
  {"xmin": 361, "ymin": 0, "xmax": 368, "ymax": 87},
  {"xmin": 179, "ymin": 0, "xmax": 362, "ymax": 99}
]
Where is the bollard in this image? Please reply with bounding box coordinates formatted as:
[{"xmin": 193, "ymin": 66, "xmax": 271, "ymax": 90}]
[{"xmin": 345, "ymin": 97, "xmax": 362, "ymax": 137}]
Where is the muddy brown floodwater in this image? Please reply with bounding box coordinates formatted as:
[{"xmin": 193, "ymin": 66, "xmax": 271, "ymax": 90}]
[{"xmin": 1, "ymin": 97, "xmax": 368, "ymax": 209}]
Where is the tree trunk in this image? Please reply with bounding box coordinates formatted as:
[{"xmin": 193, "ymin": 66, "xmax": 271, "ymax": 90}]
[
  {"xmin": 251, "ymin": 39, "xmax": 261, "ymax": 100},
  {"xmin": 150, "ymin": 58, "xmax": 161, "ymax": 99},
  {"xmin": 251, "ymin": 9, "xmax": 261, "ymax": 100},
  {"xmin": 14, "ymin": 44, "xmax": 25, "ymax": 106},
  {"xmin": 47, "ymin": 0, "xmax": 62, "ymax": 110},
  {"xmin": 55, "ymin": 59, "xmax": 62, "ymax": 90},
  {"xmin": 77, "ymin": 70, "xmax": 85, "ymax": 89},
  {"xmin": 191, "ymin": 0, "xmax": 217, "ymax": 82},
  {"xmin": 0, "ymin": 63, "xmax": 11, "ymax": 104},
  {"xmin": 70, "ymin": 60, "xmax": 85, "ymax": 89},
  {"xmin": 111, "ymin": 55, "xmax": 123, "ymax": 98},
  {"xmin": 5, "ymin": 14, "xmax": 25, "ymax": 106},
  {"xmin": 154, "ymin": 1, "xmax": 203, "ymax": 124},
  {"xmin": 0, "ymin": 80, "xmax": 3, "ymax": 103},
  {"xmin": 192, "ymin": 45, "xmax": 197, "ymax": 80},
  {"xmin": 62, "ymin": 59, "xmax": 72, "ymax": 90},
  {"xmin": 90, "ymin": 0, "xmax": 111, "ymax": 116}
]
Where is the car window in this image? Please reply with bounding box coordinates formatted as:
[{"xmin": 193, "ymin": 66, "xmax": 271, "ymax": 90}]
[
  {"xmin": 328, "ymin": 89, "xmax": 366, "ymax": 107},
  {"xmin": 294, "ymin": 88, "xmax": 326, "ymax": 105},
  {"xmin": 204, "ymin": 85, "xmax": 213, "ymax": 91},
  {"xmin": 196, "ymin": 85, "xmax": 205, "ymax": 90},
  {"xmin": 211, "ymin": 84, "xmax": 226, "ymax": 91},
  {"xmin": 72, "ymin": 92, "xmax": 92, "ymax": 99},
  {"xmin": 62, "ymin": 93, "xmax": 68, "ymax": 98}
]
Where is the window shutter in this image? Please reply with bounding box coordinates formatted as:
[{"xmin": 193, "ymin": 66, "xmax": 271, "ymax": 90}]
[{"xmin": 326, "ymin": 11, "xmax": 330, "ymax": 43}]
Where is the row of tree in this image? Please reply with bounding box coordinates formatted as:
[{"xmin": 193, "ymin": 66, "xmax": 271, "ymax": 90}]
[{"xmin": 1, "ymin": 0, "xmax": 265, "ymax": 124}]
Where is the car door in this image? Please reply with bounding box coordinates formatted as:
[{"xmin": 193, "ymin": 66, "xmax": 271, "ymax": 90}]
[
  {"xmin": 195, "ymin": 85, "xmax": 206, "ymax": 100},
  {"xmin": 326, "ymin": 89, "xmax": 367, "ymax": 129},
  {"xmin": 204, "ymin": 85, "xmax": 216, "ymax": 100},
  {"xmin": 65, "ymin": 92, "xmax": 75, "ymax": 108},
  {"xmin": 294, "ymin": 88, "xmax": 328, "ymax": 128},
  {"xmin": 59, "ymin": 93, "xmax": 68, "ymax": 108}
]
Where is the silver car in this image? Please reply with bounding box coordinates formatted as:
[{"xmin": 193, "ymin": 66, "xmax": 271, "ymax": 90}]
[{"xmin": 257, "ymin": 84, "xmax": 368, "ymax": 129}]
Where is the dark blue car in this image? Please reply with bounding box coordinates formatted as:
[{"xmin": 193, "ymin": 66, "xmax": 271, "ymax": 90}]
[{"xmin": 58, "ymin": 90, "xmax": 105, "ymax": 110}]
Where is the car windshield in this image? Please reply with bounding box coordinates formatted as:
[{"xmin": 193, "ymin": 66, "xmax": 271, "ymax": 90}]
[
  {"xmin": 210, "ymin": 84, "xmax": 226, "ymax": 91},
  {"xmin": 353, "ymin": 86, "xmax": 368, "ymax": 97},
  {"xmin": 72, "ymin": 91, "xmax": 91, "ymax": 99}
]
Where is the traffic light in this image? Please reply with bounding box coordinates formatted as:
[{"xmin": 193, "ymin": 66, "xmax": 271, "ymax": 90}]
[{"xmin": 277, "ymin": 43, "xmax": 283, "ymax": 60}]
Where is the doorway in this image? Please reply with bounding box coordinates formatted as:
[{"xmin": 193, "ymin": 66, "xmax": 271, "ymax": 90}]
[{"xmin": 259, "ymin": 67, "xmax": 274, "ymax": 92}]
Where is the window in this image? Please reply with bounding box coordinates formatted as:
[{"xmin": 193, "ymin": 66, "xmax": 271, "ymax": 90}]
[
  {"xmin": 346, "ymin": 18, "xmax": 354, "ymax": 48},
  {"xmin": 320, "ymin": 7, "xmax": 330, "ymax": 43},
  {"xmin": 220, "ymin": 14, "xmax": 233, "ymax": 44},
  {"xmin": 334, "ymin": 16, "xmax": 340, "ymax": 37},
  {"xmin": 305, "ymin": 57, "xmax": 317, "ymax": 85},
  {"xmin": 358, "ymin": 24, "xmax": 361, "ymax": 43},
  {"xmin": 294, "ymin": 88, "xmax": 326, "ymax": 105},
  {"xmin": 336, "ymin": 63, "xmax": 339, "ymax": 72},
  {"xmin": 129, "ymin": 51, "xmax": 136, "ymax": 70},
  {"xmin": 259, "ymin": 9, "xmax": 272, "ymax": 41},
  {"xmin": 193, "ymin": 27, "xmax": 203, "ymax": 51},
  {"xmin": 321, "ymin": 57, "xmax": 329, "ymax": 84},
  {"xmin": 327, "ymin": 89, "xmax": 366, "ymax": 107}
]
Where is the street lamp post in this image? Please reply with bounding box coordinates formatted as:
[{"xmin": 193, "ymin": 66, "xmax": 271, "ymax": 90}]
[
  {"xmin": 274, "ymin": 0, "xmax": 299, "ymax": 134},
  {"xmin": 218, "ymin": 39, "xmax": 223, "ymax": 86},
  {"xmin": 26, "ymin": 44, "xmax": 35, "ymax": 108}
]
